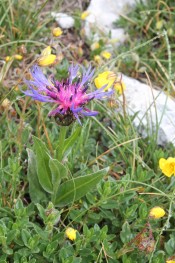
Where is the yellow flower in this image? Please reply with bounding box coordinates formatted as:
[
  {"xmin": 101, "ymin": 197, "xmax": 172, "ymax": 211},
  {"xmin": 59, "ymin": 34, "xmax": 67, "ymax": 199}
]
[
  {"xmin": 159, "ymin": 157, "xmax": 175, "ymax": 177},
  {"xmin": 52, "ymin": 27, "xmax": 63, "ymax": 37},
  {"xmin": 90, "ymin": 42, "xmax": 100, "ymax": 51},
  {"xmin": 94, "ymin": 71, "xmax": 126, "ymax": 94},
  {"xmin": 114, "ymin": 81, "xmax": 126, "ymax": 95},
  {"xmin": 5, "ymin": 56, "xmax": 12, "ymax": 62},
  {"xmin": 149, "ymin": 207, "xmax": 165, "ymax": 219},
  {"xmin": 81, "ymin": 11, "xmax": 90, "ymax": 20},
  {"xmin": 37, "ymin": 55, "xmax": 56, "ymax": 66},
  {"xmin": 94, "ymin": 55, "xmax": 102, "ymax": 64},
  {"xmin": 101, "ymin": 51, "xmax": 111, "ymax": 60},
  {"xmin": 14, "ymin": 54, "xmax": 23, "ymax": 60},
  {"xmin": 37, "ymin": 46, "xmax": 56, "ymax": 67},
  {"xmin": 65, "ymin": 227, "xmax": 77, "ymax": 241},
  {"xmin": 166, "ymin": 261, "xmax": 175, "ymax": 263},
  {"xmin": 94, "ymin": 71, "xmax": 115, "ymax": 91}
]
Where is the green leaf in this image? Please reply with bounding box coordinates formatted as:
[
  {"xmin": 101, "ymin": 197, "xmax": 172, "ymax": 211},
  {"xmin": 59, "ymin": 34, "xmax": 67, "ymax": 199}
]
[
  {"xmin": 120, "ymin": 221, "xmax": 133, "ymax": 244},
  {"xmin": 55, "ymin": 167, "xmax": 109, "ymax": 206},
  {"xmin": 49, "ymin": 158, "xmax": 68, "ymax": 189},
  {"xmin": 33, "ymin": 136, "xmax": 53, "ymax": 193},
  {"xmin": 27, "ymin": 149, "xmax": 48, "ymax": 203},
  {"xmin": 62, "ymin": 127, "xmax": 81, "ymax": 156}
]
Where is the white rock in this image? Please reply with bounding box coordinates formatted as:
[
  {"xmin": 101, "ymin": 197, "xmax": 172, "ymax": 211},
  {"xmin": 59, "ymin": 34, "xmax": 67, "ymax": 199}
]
[
  {"xmin": 120, "ymin": 75, "xmax": 175, "ymax": 146},
  {"xmin": 51, "ymin": 12, "xmax": 74, "ymax": 29},
  {"xmin": 84, "ymin": 0, "xmax": 136, "ymax": 43}
]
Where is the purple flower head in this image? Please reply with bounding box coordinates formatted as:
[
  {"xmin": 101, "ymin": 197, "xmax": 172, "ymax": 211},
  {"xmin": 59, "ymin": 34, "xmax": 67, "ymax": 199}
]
[{"xmin": 23, "ymin": 64, "xmax": 113, "ymax": 125}]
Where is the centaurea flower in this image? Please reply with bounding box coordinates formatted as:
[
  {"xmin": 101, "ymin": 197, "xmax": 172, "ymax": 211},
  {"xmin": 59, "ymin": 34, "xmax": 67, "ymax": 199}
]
[{"xmin": 23, "ymin": 64, "xmax": 113, "ymax": 125}]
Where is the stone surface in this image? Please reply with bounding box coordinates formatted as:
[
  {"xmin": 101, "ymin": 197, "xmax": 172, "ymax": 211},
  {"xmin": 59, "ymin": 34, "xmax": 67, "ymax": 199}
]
[
  {"xmin": 120, "ymin": 75, "xmax": 175, "ymax": 146},
  {"xmin": 51, "ymin": 12, "xmax": 75, "ymax": 29},
  {"xmin": 84, "ymin": 0, "xmax": 136, "ymax": 43}
]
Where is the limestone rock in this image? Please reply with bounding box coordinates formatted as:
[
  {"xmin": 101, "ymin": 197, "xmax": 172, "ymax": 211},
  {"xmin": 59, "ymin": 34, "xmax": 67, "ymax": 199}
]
[
  {"xmin": 51, "ymin": 12, "xmax": 75, "ymax": 29},
  {"xmin": 120, "ymin": 75, "xmax": 175, "ymax": 146},
  {"xmin": 84, "ymin": 0, "xmax": 136, "ymax": 43}
]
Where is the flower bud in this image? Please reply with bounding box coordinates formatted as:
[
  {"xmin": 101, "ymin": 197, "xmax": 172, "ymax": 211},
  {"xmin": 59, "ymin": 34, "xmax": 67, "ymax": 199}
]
[{"xmin": 52, "ymin": 27, "xmax": 63, "ymax": 37}]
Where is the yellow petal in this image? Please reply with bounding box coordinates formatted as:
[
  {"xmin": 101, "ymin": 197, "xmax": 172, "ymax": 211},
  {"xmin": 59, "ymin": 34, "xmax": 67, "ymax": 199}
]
[
  {"xmin": 149, "ymin": 207, "xmax": 165, "ymax": 219},
  {"xmin": 81, "ymin": 11, "xmax": 90, "ymax": 20},
  {"xmin": 37, "ymin": 54, "xmax": 56, "ymax": 67},
  {"xmin": 101, "ymin": 51, "xmax": 111, "ymax": 60},
  {"xmin": 41, "ymin": 46, "xmax": 52, "ymax": 56},
  {"xmin": 159, "ymin": 158, "xmax": 166, "ymax": 170},
  {"xmin": 14, "ymin": 54, "xmax": 23, "ymax": 60},
  {"xmin": 114, "ymin": 80, "xmax": 126, "ymax": 94}
]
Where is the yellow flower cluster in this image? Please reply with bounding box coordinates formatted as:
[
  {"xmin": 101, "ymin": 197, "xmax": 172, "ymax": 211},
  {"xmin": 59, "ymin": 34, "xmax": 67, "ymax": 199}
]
[
  {"xmin": 149, "ymin": 207, "xmax": 165, "ymax": 219},
  {"xmin": 159, "ymin": 157, "xmax": 175, "ymax": 177},
  {"xmin": 37, "ymin": 46, "xmax": 56, "ymax": 67},
  {"xmin": 65, "ymin": 227, "xmax": 77, "ymax": 241},
  {"xmin": 94, "ymin": 71, "xmax": 126, "ymax": 94}
]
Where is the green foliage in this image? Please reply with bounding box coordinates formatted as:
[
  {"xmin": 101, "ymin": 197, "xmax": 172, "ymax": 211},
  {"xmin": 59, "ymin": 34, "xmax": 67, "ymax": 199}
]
[
  {"xmin": 115, "ymin": 0, "xmax": 175, "ymax": 91},
  {"xmin": 1, "ymin": 0, "xmax": 175, "ymax": 262}
]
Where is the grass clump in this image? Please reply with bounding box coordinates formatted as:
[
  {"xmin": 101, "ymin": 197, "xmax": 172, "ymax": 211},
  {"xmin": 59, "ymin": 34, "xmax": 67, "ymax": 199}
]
[{"xmin": 115, "ymin": 0, "xmax": 175, "ymax": 92}]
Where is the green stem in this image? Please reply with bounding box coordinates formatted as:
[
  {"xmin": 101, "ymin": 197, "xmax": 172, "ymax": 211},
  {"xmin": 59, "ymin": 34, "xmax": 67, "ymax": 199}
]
[{"xmin": 57, "ymin": 126, "xmax": 67, "ymax": 161}]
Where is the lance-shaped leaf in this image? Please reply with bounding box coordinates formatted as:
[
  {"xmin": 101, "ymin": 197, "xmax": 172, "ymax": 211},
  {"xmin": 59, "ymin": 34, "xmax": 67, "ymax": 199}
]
[
  {"xmin": 33, "ymin": 136, "xmax": 53, "ymax": 193},
  {"xmin": 27, "ymin": 148, "xmax": 48, "ymax": 203},
  {"xmin": 55, "ymin": 167, "xmax": 109, "ymax": 206}
]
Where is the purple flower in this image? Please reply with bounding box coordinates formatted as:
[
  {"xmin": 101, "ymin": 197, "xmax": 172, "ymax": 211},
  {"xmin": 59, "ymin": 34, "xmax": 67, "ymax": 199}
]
[{"xmin": 23, "ymin": 64, "xmax": 113, "ymax": 125}]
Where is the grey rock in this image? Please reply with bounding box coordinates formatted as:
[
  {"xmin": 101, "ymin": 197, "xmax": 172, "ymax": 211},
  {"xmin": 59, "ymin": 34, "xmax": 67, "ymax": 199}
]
[
  {"xmin": 51, "ymin": 12, "xmax": 75, "ymax": 29},
  {"xmin": 84, "ymin": 0, "xmax": 136, "ymax": 43},
  {"xmin": 120, "ymin": 75, "xmax": 175, "ymax": 146}
]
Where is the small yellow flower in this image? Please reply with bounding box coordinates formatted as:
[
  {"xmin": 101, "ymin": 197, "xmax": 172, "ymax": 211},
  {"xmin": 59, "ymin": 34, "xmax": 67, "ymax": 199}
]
[
  {"xmin": 65, "ymin": 227, "xmax": 77, "ymax": 241},
  {"xmin": 81, "ymin": 11, "xmax": 90, "ymax": 20},
  {"xmin": 90, "ymin": 42, "xmax": 100, "ymax": 51},
  {"xmin": 37, "ymin": 46, "xmax": 56, "ymax": 67},
  {"xmin": 14, "ymin": 54, "xmax": 23, "ymax": 60},
  {"xmin": 101, "ymin": 51, "xmax": 111, "ymax": 60},
  {"xmin": 149, "ymin": 207, "xmax": 165, "ymax": 219},
  {"xmin": 166, "ymin": 261, "xmax": 175, "ymax": 263},
  {"xmin": 5, "ymin": 56, "xmax": 12, "ymax": 62},
  {"xmin": 94, "ymin": 71, "xmax": 115, "ymax": 91},
  {"xmin": 159, "ymin": 157, "xmax": 175, "ymax": 177},
  {"xmin": 94, "ymin": 71, "xmax": 125, "ymax": 94},
  {"xmin": 52, "ymin": 27, "xmax": 63, "ymax": 37},
  {"xmin": 37, "ymin": 55, "xmax": 56, "ymax": 67},
  {"xmin": 114, "ymin": 81, "xmax": 126, "ymax": 94}
]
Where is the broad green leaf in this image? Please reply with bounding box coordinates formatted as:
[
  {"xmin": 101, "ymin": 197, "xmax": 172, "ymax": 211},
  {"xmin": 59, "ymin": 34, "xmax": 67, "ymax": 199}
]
[
  {"xmin": 62, "ymin": 127, "xmax": 81, "ymax": 155},
  {"xmin": 55, "ymin": 167, "xmax": 109, "ymax": 206},
  {"xmin": 27, "ymin": 149, "xmax": 48, "ymax": 203},
  {"xmin": 33, "ymin": 136, "xmax": 53, "ymax": 193},
  {"xmin": 49, "ymin": 158, "xmax": 68, "ymax": 195}
]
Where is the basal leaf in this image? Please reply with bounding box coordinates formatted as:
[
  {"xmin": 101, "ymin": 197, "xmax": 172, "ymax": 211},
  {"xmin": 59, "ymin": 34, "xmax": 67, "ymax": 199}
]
[
  {"xmin": 27, "ymin": 148, "xmax": 48, "ymax": 203},
  {"xmin": 33, "ymin": 136, "xmax": 53, "ymax": 193}
]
